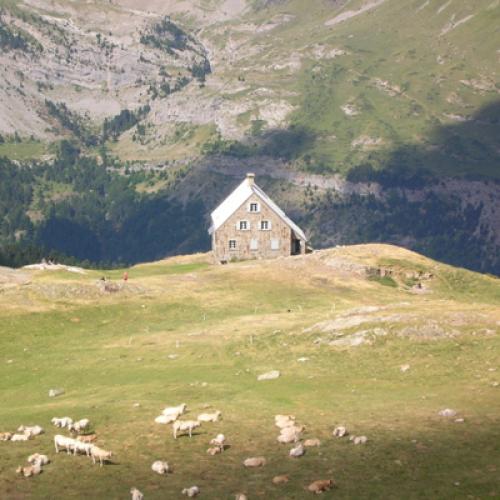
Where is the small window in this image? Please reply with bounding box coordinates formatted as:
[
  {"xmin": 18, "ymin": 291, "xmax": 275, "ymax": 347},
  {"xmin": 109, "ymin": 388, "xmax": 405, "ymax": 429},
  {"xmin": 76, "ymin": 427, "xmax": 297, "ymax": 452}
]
[
  {"xmin": 271, "ymin": 238, "xmax": 280, "ymax": 250},
  {"xmin": 248, "ymin": 202, "xmax": 260, "ymax": 213},
  {"xmin": 260, "ymin": 220, "xmax": 271, "ymax": 230},
  {"xmin": 238, "ymin": 220, "xmax": 249, "ymax": 230},
  {"xmin": 229, "ymin": 239, "xmax": 237, "ymax": 250},
  {"xmin": 250, "ymin": 239, "xmax": 259, "ymax": 250}
]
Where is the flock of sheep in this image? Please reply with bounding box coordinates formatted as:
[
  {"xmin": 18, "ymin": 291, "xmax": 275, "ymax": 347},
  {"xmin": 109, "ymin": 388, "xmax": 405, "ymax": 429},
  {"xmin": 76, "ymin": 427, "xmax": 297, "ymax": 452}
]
[{"xmin": 1, "ymin": 403, "xmax": 368, "ymax": 497}]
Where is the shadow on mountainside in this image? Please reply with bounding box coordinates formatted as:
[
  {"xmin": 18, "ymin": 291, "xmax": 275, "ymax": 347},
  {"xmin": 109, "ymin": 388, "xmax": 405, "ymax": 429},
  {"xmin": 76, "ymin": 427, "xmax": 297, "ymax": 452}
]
[
  {"xmin": 195, "ymin": 100, "xmax": 500, "ymax": 275},
  {"xmin": 346, "ymin": 100, "xmax": 500, "ymax": 187}
]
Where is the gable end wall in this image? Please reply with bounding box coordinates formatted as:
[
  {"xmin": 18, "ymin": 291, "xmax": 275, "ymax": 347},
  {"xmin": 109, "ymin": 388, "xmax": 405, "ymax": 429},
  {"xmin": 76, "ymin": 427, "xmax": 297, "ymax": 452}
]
[{"xmin": 213, "ymin": 194, "xmax": 293, "ymax": 262}]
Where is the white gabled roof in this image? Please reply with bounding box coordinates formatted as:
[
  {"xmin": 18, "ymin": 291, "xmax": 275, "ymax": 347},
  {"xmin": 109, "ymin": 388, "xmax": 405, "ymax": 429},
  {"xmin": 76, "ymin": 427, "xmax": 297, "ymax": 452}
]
[{"xmin": 209, "ymin": 175, "xmax": 307, "ymax": 241}]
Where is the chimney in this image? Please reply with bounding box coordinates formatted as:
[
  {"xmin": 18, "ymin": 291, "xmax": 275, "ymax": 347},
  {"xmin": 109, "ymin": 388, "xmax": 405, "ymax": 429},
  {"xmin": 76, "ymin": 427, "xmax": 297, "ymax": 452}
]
[{"xmin": 246, "ymin": 173, "xmax": 255, "ymax": 186}]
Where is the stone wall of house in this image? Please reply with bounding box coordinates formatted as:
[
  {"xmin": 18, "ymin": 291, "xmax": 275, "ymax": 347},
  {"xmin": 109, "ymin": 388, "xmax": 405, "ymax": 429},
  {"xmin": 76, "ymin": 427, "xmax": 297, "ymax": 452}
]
[{"xmin": 213, "ymin": 193, "xmax": 294, "ymax": 262}]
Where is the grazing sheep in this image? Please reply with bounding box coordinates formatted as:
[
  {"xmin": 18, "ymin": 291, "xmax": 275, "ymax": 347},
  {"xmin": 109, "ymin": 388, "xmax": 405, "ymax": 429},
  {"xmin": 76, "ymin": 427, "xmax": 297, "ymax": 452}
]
[
  {"xmin": 209, "ymin": 434, "xmax": 226, "ymax": 451},
  {"xmin": 243, "ymin": 457, "xmax": 266, "ymax": 468},
  {"xmin": 51, "ymin": 417, "xmax": 73, "ymax": 429},
  {"xmin": 27, "ymin": 454, "xmax": 50, "ymax": 466},
  {"xmin": 353, "ymin": 435, "xmax": 368, "ymax": 445},
  {"xmin": 207, "ymin": 446, "xmax": 222, "ymax": 456},
  {"xmin": 18, "ymin": 425, "xmax": 44, "ymax": 437},
  {"xmin": 151, "ymin": 460, "xmax": 170, "ymax": 475},
  {"xmin": 162, "ymin": 403, "xmax": 187, "ymax": 418},
  {"xmin": 155, "ymin": 414, "xmax": 177, "ymax": 425},
  {"xmin": 11, "ymin": 433, "xmax": 31, "ymax": 442},
  {"xmin": 307, "ymin": 479, "xmax": 335, "ymax": 494},
  {"xmin": 272, "ymin": 475, "xmax": 289, "ymax": 485},
  {"xmin": 69, "ymin": 419, "xmax": 90, "ymax": 433},
  {"xmin": 182, "ymin": 486, "xmax": 200, "ymax": 497},
  {"xmin": 304, "ymin": 439, "xmax": 321, "ymax": 447},
  {"xmin": 289, "ymin": 443, "xmax": 305, "ymax": 458},
  {"xmin": 198, "ymin": 411, "xmax": 221, "ymax": 422},
  {"xmin": 16, "ymin": 464, "xmax": 42, "ymax": 477},
  {"xmin": 130, "ymin": 487, "xmax": 144, "ymax": 500},
  {"xmin": 54, "ymin": 435, "xmax": 76, "ymax": 454},
  {"xmin": 333, "ymin": 426, "xmax": 348, "ymax": 438},
  {"xmin": 0, "ymin": 432, "xmax": 12, "ymax": 441},
  {"xmin": 72, "ymin": 440, "xmax": 93, "ymax": 456},
  {"xmin": 235, "ymin": 494, "xmax": 247, "ymax": 500},
  {"xmin": 173, "ymin": 420, "xmax": 200, "ymax": 439},
  {"xmin": 277, "ymin": 426, "xmax": 303, "ymax": 444},
  {"xmin": 90, "ymin": 446, "xmax": 113, "ymax": 466},
  {"xmin": 77, "ymin": 434, "xmax": 97, "ymax": 443},
  {"xmin": 275, "ymin": 415, "xmax": 295, "ymax": 429}
]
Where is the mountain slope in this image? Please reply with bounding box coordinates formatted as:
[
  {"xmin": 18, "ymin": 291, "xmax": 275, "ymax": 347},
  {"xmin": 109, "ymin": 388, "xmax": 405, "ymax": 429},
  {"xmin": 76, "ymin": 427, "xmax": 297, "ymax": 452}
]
[
  {"xmin": 0, "ymin": 0, "xmax": 498, "ymax": 273},
  {"xmin": 0, "ymin": 245, "xmax": 499, "ymax": 498},
  {"xmin": 0, "ymin": 0, "xmax": 498, "ymax": 175}
]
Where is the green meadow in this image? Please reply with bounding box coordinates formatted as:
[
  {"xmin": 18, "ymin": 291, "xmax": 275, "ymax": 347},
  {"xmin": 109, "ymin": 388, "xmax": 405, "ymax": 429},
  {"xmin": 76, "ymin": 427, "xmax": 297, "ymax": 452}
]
[{"xmin": 0, "ymin": 245, "xmax": 499, "ymax": 498}]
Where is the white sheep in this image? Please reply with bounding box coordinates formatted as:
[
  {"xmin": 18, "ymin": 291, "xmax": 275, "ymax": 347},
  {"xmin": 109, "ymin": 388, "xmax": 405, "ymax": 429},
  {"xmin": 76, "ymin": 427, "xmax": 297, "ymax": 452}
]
[
  {"xmin": 90, "ymin": 446, "xmax": 113, "ymax": 466},
  {"xmin": 18, "ymin": 425, "xmax": 44, "ymax": 436},
  {"xmin": 235, "ymin": 494, "xmax": 248, "ymax": 500},
  {"xmin": 162, "ymin": 403, "xmax": 187, "ymax": 418},
  {"xmin": 198, "ymin": 411, "xmax": 221, "ymax": 422},
  {"xmin": 72, "ymin": 440, "xmax": 93, "ymax": 456},
  {"xmin": 155, "ymin": 414, "xmax": 177, "ymax": 424},
  {"xmin": 275, "ymin": 414, "xmax": 295, "ymax": 429},
  {"xmin": 289, "ymin": 443, "xmax": 305, "ymax": 458},
  {"xmin": 333, "ymin": 426, "xmax": 348, "ymax": 438},
  {"xmin": 277, "ymin": 425, "xmax": 303, "ymax": 444},
  {"xmin": 209, "ymin": 433, "xmax": 225, "ymax": 451},
  {"xmin": 69, "ymin": 419, "xmax": 90, "ymax": 433},
  {"xmin": 182, "ymin": 486, "xmax": 200, "ymax": 497},
  {"xmin": 353, "ymin": 435, "xmax": 368, "ymax": 445},
  {"xmin": 207, "ymin": 447, "xmax": 222, "ymax": 456},
  {"xmin": 16, "ymin": 464, "xmax": 42, "ymax": 477},
  {"xmin": 51, "ymin": 417, "xmax": 73, "ymax": 429},
  {"xmin": 54, "ymin": 435, "xmax": 76, "ymax": 454},
  {"xmin": 27, "ymin": 454, "xmax": 50, "ymax": 466},
  {"xmin": 243, "ymin": 457, "xmax": 266, "ymax": 467},
  {"xmin": 11, "ymin": 433, "xmax": 31, "ymax": 442},
  {"xmin": 0, "ymin": 432, "xmax": 12, "ymax": 441},
  {"xmin": 151, "ymin": 460, "xmax": 170, "ymax": 475},
  {"xmin": 173, "ymin": 420, "xmax": 200, "ymax": 439},
  {"xmin": 304, "ymin": 438, "xmax": 321, "ymax": 447},
  {"xmin": 131, "ymin": 487, "xmax": 144, "ymax": 500}
]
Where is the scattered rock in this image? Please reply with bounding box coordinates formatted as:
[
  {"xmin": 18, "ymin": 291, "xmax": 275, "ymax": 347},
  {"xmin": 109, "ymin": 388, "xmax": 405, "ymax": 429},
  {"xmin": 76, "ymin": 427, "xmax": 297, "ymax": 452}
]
[
  {"xmin": 48, "ymin": 388, "xmax": 64, "ymax": 398},
  {"xmin": 454, "ymin": 418, "xmax": 465, "ymax": 423},
  {"xmin": 400, "ymin": 364, "xmax": 411, "ymax": 373},
  {"xmin": 167, "ymin": 354, "xmax": 178, "ymax": 360},
  {"xmin": 257, "ymin": 370, "xmax": 280, "ymax": 381},
  {"xmin": 297, "ymin": 357, "xmax": 310, "ymax": 362}
]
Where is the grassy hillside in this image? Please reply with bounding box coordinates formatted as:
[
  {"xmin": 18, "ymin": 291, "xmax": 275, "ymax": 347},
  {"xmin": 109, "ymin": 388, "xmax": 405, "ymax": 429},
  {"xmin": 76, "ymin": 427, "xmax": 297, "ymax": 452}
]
[{"xmin": 0, "ymin": 245, "xmax": 499, "ymax": 498}]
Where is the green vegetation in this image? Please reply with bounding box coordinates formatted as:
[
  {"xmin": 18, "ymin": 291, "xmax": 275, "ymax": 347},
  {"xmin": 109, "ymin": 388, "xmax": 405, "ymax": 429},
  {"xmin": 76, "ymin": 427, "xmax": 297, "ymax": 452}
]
[
  {"xmin": 102, "ymin": 106, "xmax": 150, "ymax": 142},
  {"xmin": 0, "ymin": 246, "xmax": 499, "ymax": 498},
  {"xmin": 0, "ymin": 16, "xmax": 42, "ymax": 53},
  {"xmin": 140, "ymin": 17, "xmax": 195, "ymax": 55}
]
